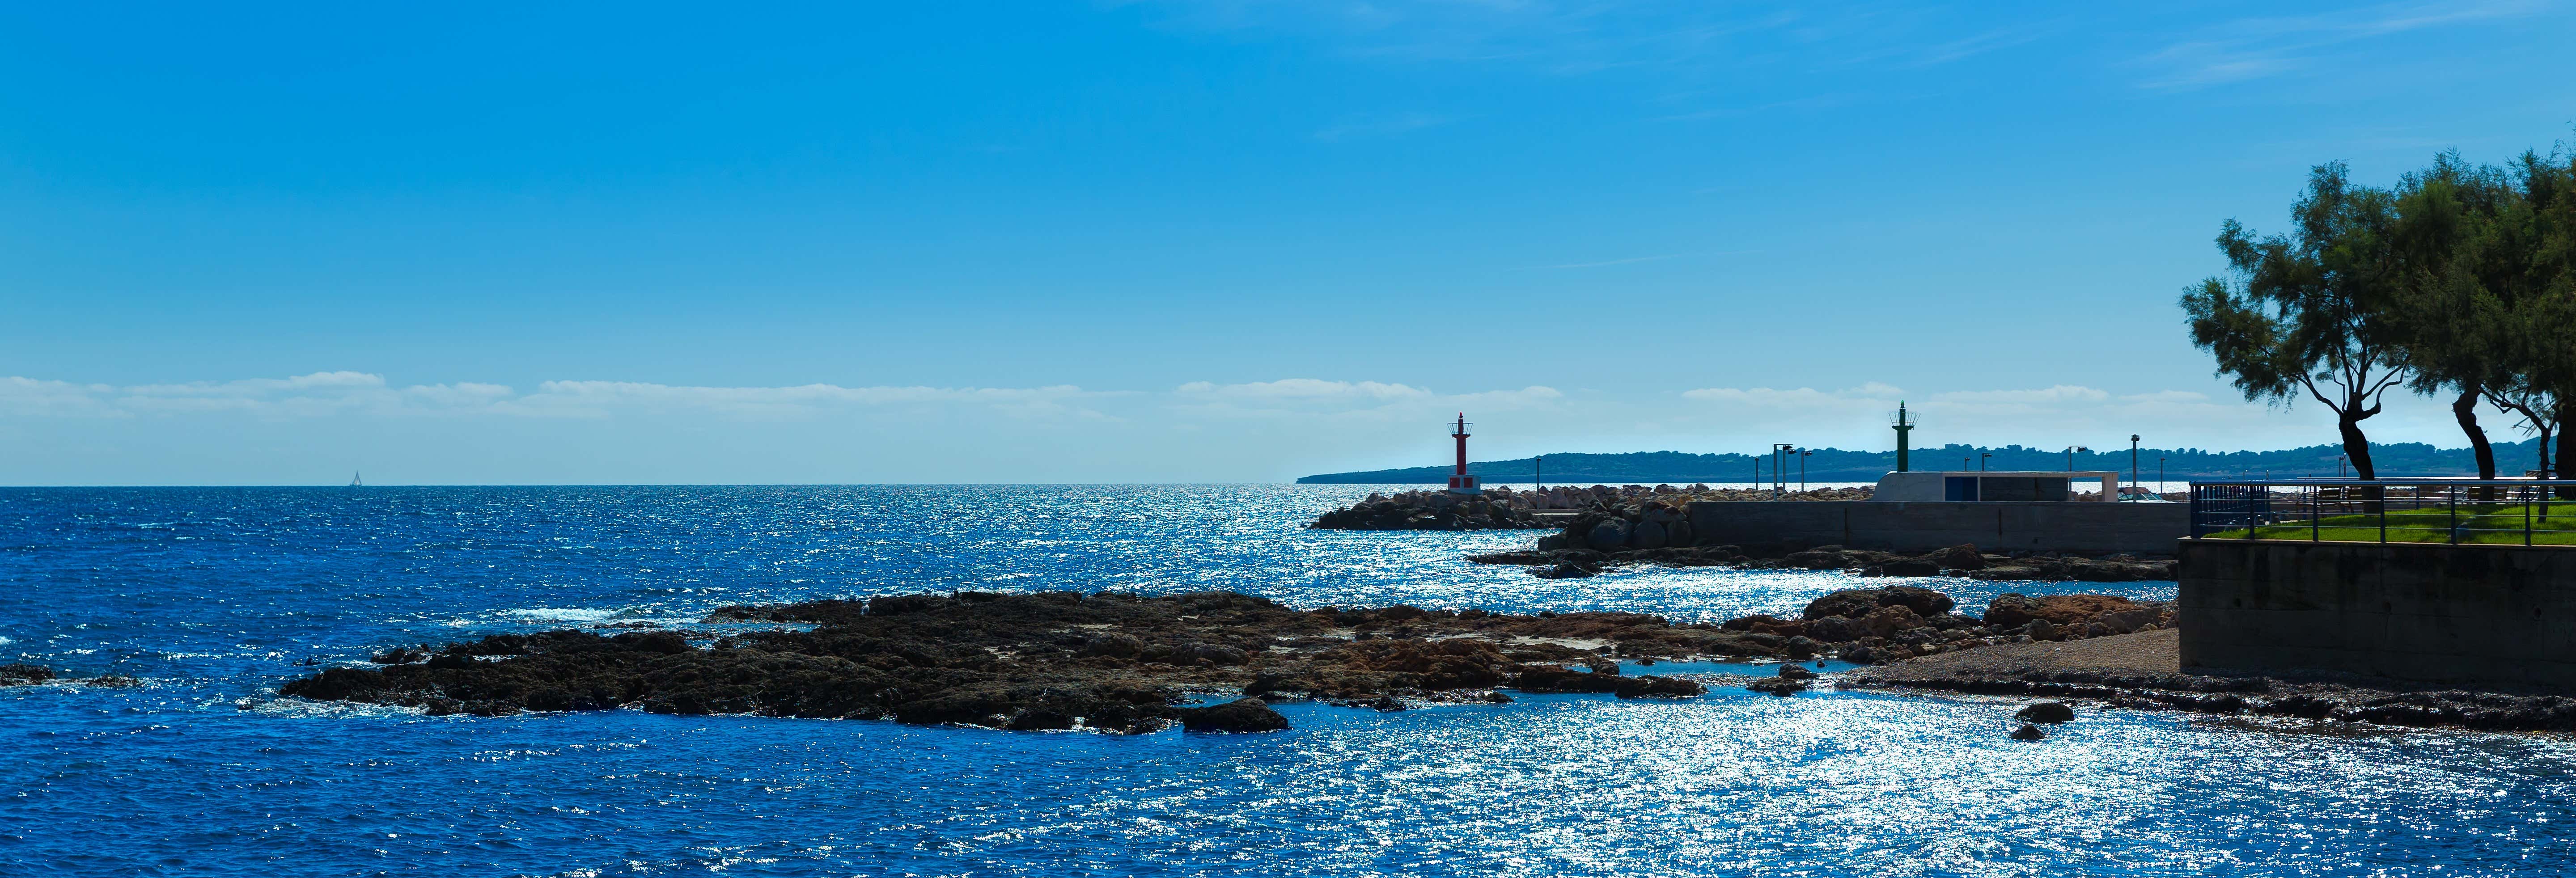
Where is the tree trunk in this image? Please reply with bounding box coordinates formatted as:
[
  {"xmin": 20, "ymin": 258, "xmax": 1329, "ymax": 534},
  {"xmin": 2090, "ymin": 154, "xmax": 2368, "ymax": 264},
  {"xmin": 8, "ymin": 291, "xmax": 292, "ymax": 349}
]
[
  {"xmin": 2453, "ymin": 387, "xmax": 2495, "ymax": 499},
  {"xmin": 2557, "ymin": 401, "xmax": 2574, "ymax": 501},
  {"xmin": 2339, "ymin": 415, "xmax": 2377, "ymax": 479},
  {"xmin": 2339, "ymin": 411, "xmax": 2381, "ymax": 513}
]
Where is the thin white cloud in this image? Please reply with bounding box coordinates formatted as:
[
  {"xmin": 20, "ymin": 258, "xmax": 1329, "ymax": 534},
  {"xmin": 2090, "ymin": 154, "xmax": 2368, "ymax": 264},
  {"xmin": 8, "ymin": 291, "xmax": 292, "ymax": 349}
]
[
  {"xmin": 1176, "ymin": 379, "xmax": 1432, "ymax": 401},
  {"xmin": 0, "ymin": 372, "xmax": 1118, "ymax": 421},
  {"xmin": 1930, "ymin": 385, "xmax": 2110, "ymax": 405},
  {"xmin": 2136, "ymin": 0, "xmax": 2542, "ymax": 90},
  {"xmin": 1680, "ymin": 382, "xmax": 1902, "ymax": 407},
  {"xmin": 1169, "ymin": 378, "xmax": 1562, "ymax": 426}
]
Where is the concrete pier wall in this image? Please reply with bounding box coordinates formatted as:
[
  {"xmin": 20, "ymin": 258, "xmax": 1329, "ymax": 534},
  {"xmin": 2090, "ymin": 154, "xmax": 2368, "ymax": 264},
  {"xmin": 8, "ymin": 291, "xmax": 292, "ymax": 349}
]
[
  {"xmin": 1684, "ymin": 501, "xmax": 2189, "ymax": 554},
  {"xmin": 2178, "ymin": 540, "xmax": 2576, "ymax": 688}
]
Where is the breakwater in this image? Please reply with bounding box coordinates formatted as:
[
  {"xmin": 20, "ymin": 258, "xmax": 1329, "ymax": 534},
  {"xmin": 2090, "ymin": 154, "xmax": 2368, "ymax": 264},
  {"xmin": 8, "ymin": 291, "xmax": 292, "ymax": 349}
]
[{"xmin": 1308, "ymin": 483, "xmax": 1870, "ymax": 531}]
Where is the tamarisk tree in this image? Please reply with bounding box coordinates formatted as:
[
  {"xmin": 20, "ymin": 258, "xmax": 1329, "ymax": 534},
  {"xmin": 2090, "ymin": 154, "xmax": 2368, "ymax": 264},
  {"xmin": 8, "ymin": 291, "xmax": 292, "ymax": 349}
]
[{"xmin": 2183, "ymin": 162, "xmax": 2408, "ymax": 481}]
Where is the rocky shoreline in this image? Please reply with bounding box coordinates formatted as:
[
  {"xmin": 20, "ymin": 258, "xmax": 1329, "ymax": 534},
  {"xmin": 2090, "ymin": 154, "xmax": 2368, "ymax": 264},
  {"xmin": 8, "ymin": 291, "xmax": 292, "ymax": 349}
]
[
  {"xmin": 256, "ymin": 581, "xmax": 2576, "ymax": 738},
  {"xmin": 279, "ymin": 591, "xmax": 1739, "ymax": 733},
  {"xmin": 273, "ymin": 583, "xmax": 2181, "ymax": 734},
  {"xmin": 1842, "ymin": 629, "xmax": 2576, "ymax": 734},
  {"xmin": 1473, "ymin": 542, "xmax": 2177, "ymax": 583}
]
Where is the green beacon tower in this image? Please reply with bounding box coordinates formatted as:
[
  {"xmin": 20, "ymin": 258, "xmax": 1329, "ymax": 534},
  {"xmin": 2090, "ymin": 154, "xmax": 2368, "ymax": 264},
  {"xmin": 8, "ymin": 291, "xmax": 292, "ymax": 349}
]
[{"xmin": 1890, "ymin": 401, "xmax": 1916, "ymax": 473}]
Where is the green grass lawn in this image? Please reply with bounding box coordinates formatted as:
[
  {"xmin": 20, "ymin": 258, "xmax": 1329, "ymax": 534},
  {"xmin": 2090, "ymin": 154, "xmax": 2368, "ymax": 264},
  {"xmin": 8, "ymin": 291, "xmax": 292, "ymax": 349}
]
[{"xmin": 2209, "ymin": 503, "xmax": 2576, "ymax": 545}]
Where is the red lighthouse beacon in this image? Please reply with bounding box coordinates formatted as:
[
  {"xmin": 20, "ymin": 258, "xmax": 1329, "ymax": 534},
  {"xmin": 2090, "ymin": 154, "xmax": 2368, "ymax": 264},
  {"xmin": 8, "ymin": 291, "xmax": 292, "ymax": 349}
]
[{"xmin": 1446, "ymin": 413, "xmax": 1481, "ymax": 494}]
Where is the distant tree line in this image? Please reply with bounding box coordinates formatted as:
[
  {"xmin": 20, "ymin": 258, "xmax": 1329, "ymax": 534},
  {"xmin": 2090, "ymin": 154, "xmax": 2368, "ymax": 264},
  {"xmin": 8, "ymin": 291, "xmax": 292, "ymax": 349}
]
[
  {"xmin": 1294, "ymin": 440, "xmax": 2538, "ymax": 485},
  {"xmin": 2182, "ymin": 140, "xmax": 2576, "ymax": 495}
]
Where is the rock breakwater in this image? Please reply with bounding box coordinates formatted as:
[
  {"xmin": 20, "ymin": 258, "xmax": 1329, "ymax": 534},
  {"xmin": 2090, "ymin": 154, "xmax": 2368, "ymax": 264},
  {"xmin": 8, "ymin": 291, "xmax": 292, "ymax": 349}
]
[
  {"xmin": 1474, "ymin": 502, "xmax": 2176, "ymax": 583},
  {"xmin": 1307, "ymin": 483, "xmax": 1870, "ymax": 531}
]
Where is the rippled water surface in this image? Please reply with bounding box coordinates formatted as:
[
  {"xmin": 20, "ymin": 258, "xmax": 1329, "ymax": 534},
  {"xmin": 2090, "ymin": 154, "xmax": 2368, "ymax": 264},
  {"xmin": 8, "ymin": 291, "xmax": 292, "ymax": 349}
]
[{"xmin": 2, "ymin": 485, "xmax": 2570, "ymax": 876}]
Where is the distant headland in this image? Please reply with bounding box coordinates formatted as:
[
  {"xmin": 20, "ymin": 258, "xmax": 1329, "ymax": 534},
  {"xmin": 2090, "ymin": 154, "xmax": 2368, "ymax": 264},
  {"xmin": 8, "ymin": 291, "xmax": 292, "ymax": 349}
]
[{"xmin": 1295, "ymin": 440, "xmax": 2542, "ymax": 485}]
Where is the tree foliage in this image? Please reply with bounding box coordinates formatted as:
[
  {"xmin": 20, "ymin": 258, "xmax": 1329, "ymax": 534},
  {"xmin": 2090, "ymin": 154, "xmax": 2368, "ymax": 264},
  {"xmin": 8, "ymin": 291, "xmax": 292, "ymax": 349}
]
[
  {"xmin": 2186, "ymin": 142, "xmax": 2576, "ymax": 489},
  {"xmin": 2182, "ymin": 162, "xmax": 2408, "ymax": 478}
]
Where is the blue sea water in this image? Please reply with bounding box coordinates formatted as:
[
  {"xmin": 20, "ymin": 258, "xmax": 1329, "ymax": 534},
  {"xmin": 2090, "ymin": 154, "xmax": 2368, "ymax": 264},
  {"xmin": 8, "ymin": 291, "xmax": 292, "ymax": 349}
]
[{"xmin": 2, "ymin": 485, "xmax": 2572, "ymax": 877}]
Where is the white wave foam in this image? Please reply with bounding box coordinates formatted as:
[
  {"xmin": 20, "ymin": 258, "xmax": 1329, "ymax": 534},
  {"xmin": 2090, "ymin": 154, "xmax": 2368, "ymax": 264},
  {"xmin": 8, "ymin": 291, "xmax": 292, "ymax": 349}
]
[{"xmin": 503, "ymin": 607, "xmax": 622, "ymax": 623}]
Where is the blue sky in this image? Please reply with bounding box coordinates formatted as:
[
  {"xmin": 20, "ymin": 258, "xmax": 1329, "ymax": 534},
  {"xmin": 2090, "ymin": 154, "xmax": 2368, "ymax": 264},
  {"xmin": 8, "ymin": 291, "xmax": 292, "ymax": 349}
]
[{"xmin": 4, "ymin": 1, "xmax": 2572, "ymax": 484}]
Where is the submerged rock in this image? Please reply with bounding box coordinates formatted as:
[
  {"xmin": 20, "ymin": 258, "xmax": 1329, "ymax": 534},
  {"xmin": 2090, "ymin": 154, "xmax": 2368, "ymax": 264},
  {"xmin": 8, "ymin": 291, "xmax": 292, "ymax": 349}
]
[
  {"xmin": 2010, "ymin": 723, "xmax": 2047, "ymax": 741},
  {"xmin": 1, "ymin": 664, "xmax": 55, "ymax": 686},
  {"xmin": 1747, "ymin": 677, "xmax": 1811, "ymax": 696}
]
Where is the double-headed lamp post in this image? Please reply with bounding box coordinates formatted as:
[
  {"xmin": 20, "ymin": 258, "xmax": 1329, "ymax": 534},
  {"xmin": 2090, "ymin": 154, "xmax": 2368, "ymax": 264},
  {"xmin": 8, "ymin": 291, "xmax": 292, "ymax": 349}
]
[
  {"xmin": 1771, "ymin": 444, "xmax": 1797, "ymax": 496},
  {"xmin": 2064, "ymin": 445, "xmax": 2089, "ymax": 473},
  {"xmin": 1980, "ymin": 452, "xmax": 1992, "ymax": 472}
]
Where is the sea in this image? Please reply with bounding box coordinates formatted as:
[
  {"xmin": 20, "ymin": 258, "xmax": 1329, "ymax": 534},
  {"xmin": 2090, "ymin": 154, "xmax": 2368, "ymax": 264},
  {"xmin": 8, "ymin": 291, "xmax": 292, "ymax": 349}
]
[{"xmin": 3, "ymin": 485, "xmax": 2571, "ymax": 877}]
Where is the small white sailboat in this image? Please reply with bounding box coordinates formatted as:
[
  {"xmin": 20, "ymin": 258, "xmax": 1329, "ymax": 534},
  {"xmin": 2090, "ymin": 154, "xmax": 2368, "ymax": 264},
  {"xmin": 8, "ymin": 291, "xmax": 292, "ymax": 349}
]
[{"xmin": 350, "ymin": 472, "xmax": 363, "ymax": 487}]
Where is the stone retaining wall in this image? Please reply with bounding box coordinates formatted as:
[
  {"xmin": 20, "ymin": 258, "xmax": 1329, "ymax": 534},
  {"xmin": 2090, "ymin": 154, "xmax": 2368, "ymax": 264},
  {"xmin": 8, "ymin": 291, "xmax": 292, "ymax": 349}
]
[{"xmin": 2177, "ymin": 539, "xmax": 2576, "ymax": 688}]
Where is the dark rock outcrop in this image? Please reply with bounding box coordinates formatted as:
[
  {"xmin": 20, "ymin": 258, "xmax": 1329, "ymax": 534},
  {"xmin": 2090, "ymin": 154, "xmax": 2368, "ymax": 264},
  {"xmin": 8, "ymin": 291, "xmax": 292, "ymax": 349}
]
[
  {"xmin": 1308, "ymin": 488, "xmax": 1555, "ymax": 531},
  {"xmin": 2010, "ymin": 723, "xmax": 2046, "ymax": 740},
  {"xmin": 2016, "ymin": 702, "xmax": 2075, "ymax": 723},
  {"xmin": 1, "ymin": 664, "xmax": 55, "ymax": 686},
  {"xmin": 1175, "ymin": 697, "xmax": 1290, "ymax": 733},
  {"xmin": 281, "ymin": 590, "xmax": 1730, "ymax": 733},
  {"xmin": 1470, "ymin": 531, "xmax": 2177, "ymax": 584}
]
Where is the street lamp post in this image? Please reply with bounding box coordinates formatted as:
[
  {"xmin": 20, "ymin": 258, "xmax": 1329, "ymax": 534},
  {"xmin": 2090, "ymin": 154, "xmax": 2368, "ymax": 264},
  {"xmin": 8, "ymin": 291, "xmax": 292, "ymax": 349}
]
[
  {"xmin": 1771, "ymin": 444, "xmax": 1797, "ymax": 497},
  {"xmin": 1980, "ymin": 452, "xmax": 1992, "ymax": 472},
  {"xmin": 1800, "ymin": 449, "xmax": 1812, "ymax": 492},
  {"xmin": 2158, "ymin": 456, "xmax": 2166, "ymax": 494},
  {"xmin": 2064, "ymin": 446, "xmax": 2090, "ymax": 473},
  {"xmin": 2130, "ymin": 435, "xmax": 2141, "ymax": 497}
]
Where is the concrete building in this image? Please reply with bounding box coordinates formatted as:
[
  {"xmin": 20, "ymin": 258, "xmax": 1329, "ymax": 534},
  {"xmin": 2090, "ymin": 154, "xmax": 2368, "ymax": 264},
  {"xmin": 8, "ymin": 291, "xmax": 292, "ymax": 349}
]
[{"xmin": 1873, "ymin": 471, "xmax": 2120, "ymax": 502}]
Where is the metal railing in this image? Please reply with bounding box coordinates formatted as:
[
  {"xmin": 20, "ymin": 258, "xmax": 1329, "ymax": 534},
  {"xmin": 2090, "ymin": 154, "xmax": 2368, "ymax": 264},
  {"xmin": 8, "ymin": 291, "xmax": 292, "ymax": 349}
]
[{"xmin": 2188, "ymin": 479, "xmax": 2576, "ymax": 546}]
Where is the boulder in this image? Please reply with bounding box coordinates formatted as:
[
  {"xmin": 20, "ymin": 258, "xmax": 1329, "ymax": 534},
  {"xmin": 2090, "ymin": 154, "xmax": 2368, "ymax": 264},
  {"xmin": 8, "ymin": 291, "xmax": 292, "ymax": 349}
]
[
  {"xmin": 1925, "ymin": 544, "xmax": 1986, "ymax": 571},
  {"xmin": 1856, "ymin": 605, "xmax": 1922, "ymax": 638},
  {"xmin": 1983, "ymin": 593, "xmax": 2144, "ymax": 628},
  {"xmin": 1586, "ymin": 520, "xmax": 1631, "ymax": 552},
  {"xmin": 1777, "ymin": 663, "xmax": 1817, "ymax": 680},
  {"xmin": 2009, "ymin": 723, "xmax": 2046, "ymax": 741},
  {"xmin": 1803, "ymin": 616, "xmax": 1863, "ymax": 643},
  {"xmin": 1627, "ymin": 520, "xmax": 1669, "ymax": 550},
  {"xmin": 1782, "ymin": 549, "xmax": 1845, "ymax": 570},
  {"xmin": 1747, "ymin": 677, "xmax": 1810, "ymax": 696},
  {"xmin": 1878, "ymin": 557, "xmax": 1941, "ymax": 577},
  {"xmin": 2016, "ymin": 702, "xmax": 2075, "ymax": 724},
  {"xmin": 1802, "ymin": 586, "xmax": 1955, "ymax": 621},
  {"xmin": 1176, "ymin": 697, "xmax": 1290, "ymax": 733}
]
